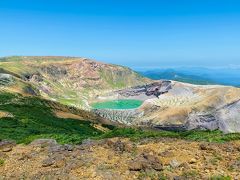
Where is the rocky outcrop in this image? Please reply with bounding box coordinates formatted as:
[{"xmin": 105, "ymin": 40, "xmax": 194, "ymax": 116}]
[
  {"xmin": 186, "ymin": 113, "xmax": 219, "ymax": 131},
  {"xmin": 115, "ymin": 80, "xmax": 172, "ymax": 99},
  {"xmin": 0, "ymin": 73, "xmax": 14, "ymax": 86},
  {"xmin": 216, "ymin": 100, "xmax": 240, "ymax": 133},
  {"xmin": 129, "ymin": 152, "xmax": 163, "ymax": 171},
  {"xmin": 125, "ymin": 82, "xmax": 240, "ymax": 133}
]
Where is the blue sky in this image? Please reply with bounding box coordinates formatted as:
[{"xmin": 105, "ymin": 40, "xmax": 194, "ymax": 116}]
[{"xmin": 0, "ymin": 0, "xmax": 240, "ymax": 67}]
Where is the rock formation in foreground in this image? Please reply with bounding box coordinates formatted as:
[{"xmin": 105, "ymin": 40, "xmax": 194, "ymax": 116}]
[{"xmin": 1, "ymin": 138, "xmax": 240, "ymax": 179}]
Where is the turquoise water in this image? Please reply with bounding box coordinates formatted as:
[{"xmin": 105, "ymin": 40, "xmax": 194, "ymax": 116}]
[{"xmin": 92, "ymin": 99, "xmax": 143, "ymax": 109}]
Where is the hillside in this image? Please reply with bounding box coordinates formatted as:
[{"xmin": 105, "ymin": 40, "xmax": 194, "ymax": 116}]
[
  {"xmin": 0, "ymin": 56, "xmax": 151, "ymax": 109},
  {"xmin": 1, "ymin": 56, "xmax": 240, "ymax": 133},
  {"xmin": 0, "ymin": 91, "xmax": 112, "ymax": 144},
  {"xmin": 136, "ymin": 82, "xmax": 240, "ymax": 133}
]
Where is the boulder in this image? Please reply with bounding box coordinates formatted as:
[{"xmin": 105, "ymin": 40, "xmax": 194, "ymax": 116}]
[
  {"xmin": 129, "ymin": 152, "xmax": 163, "ymax": 171},
  {"xmin": 30, "ymin": 139, "xmax": 57, "ymax": 148},
  {"xmin": 106, "ymin": 139, "xmax": 134, "ymax": 153},
  {"xmin": 0, "ymin": 140, "xmax": 16, "ymax": 152},
  {"xmin": 42, "ymin": 158, "xmax": 55, "ymax": 167}
]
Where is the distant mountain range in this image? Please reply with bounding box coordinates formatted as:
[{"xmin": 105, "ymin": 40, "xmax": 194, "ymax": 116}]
[{"xmin": 137, "ymin": 66, "xmax": 240, "ymax": 87}]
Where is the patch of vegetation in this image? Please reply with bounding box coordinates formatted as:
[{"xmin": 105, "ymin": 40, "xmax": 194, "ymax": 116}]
[
  {"xmin": 0, "ymin": 159, "xmax": 4, "ymax": 166},
  {"xmin": 99, "ymin": 127, "xmax": 240, "ymax": 143},
  {"xmin": 209, "ymin": 152, "xmax": 223, "ymax": 165},
  {"xmin": 181, "ymin": 170, "xmax": 199, "ymax": 178},
  {"xmin": 1, "ymin": 92, "xmax": 240, "ymax": 145},
  {"xmin": 210, "ymin": 175, "xmax": 231, "ymax": 180},
  {"xmin": 138, "ymin": 170, "xmax": 167, "ymax": 180},
  {"xmin": 0, "ymin": 92, "xmax": 103, "ymax": 144}
]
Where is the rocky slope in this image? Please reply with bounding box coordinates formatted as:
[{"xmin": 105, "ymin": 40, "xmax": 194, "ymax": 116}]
[
  {"xmin": 138, "ymin": 82, "xmax": 240, "ymax": 133},
  {"xmin": 1, "ymin": 138, "xmax": 239, "ymax": 179}
]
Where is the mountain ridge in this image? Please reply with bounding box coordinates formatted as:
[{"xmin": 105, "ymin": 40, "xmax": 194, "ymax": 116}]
[{"xmin": 1, "ymin": 56, "xmax": 240, "ymax": 133}]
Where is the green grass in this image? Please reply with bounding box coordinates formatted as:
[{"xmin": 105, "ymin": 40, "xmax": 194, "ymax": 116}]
[
  {"xmin": 210, "ymin": 175, "xmax": 231, "ymax": 180},
  {"xmin": 0, "ymin": 92, "xmax": 103, "ymax": 144},
  {"xmin": 1, "ymin": 92, "xmax": 240, "ymax": 145},
  {"xmin": 0, "ymin": 159, "xmax": 4, "ymax": 166},
  {"xmin": 98, "ymin": 127, "xmax": 240, "ymax": 143}
]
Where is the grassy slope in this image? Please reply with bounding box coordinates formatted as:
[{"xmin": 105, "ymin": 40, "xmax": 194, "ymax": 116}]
[
  {"xmin": 0, "ymin": 92, "xmax": 103, "ymax": 144},
  {"xmin": 1, "ymin": 92, "xmax": 240, "ymax": 144}
]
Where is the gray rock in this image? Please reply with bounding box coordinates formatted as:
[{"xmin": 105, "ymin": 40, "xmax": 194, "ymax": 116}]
[
  {"xmin": 64, "ymin": 144, "xmax": 74, "ymax": 151},
  {"xmin": 0, "ymin": 73, "xmax": 14, "ymax": 86},
  {"xmin": 216, "ymin": 100, "xmax": 240, "ymax": 133},
  {"xmin": 30, "ymin": 139, "xmax": 57, "ymax": 147},
  {"xmin": 170, "ymin": 159, "xmax": 181, "ymax": 168},
  {"xmin": 186, "ymin": 112, "xmax": 219, "ymax": 131}
]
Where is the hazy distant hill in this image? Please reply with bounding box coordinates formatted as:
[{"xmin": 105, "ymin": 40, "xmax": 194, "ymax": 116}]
[
  {"xmin": 138, "ymin": 69, "xmax": 216, "ymax": 85},
  {"xmin": 138, "ymin": 67, "xmax": 240, "ymax": 87}
]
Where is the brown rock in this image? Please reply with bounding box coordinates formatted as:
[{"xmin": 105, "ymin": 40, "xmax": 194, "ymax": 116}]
[
  {"xmin": 42, "ymin": 158, "xmax": 55, "ymax": 167},
  {"xmin": 189, "ymin": 158, "xmax": 197, "ymax": 164},
  {"xmin": 159, "ymin": 150, "xmax": 174, "ymax": 157},
  {"xmin": 106, "ymin": 139, "xmax": 134, "ymax": 153},
  {"xmin": 1, "ymin": 147, "xmax": 12, "ymax": 152},
  {"xmin": 199, "ymin": 143, "xmax": 214, "ymax": 151},
  {"xmin": 0, "ymin": 140, "xmax": 15, "ymax": 152},
  {"xmin": 129, "ymin": 153, "xmax": 163, "ymax": 171},
  {"xmin": 129, "ymin": 160, "xmax": 143, "ymax": 171}
]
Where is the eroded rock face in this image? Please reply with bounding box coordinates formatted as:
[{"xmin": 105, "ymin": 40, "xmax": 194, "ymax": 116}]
[
  {"xmin": 0, "ymin": 73, "xmax": 14, "ymax": 86},
  {"xmin": 186, "ymin": 113, "xmax": 219, "ymax": 131},
  {"xmin": 93, "ymin": 109, "xmax": 144, "ymax": 125},
  {"xmin": 129, "ymin": 82, "xmax": 240, "ymax": 133},
  {"xmin": 217, "ymin": 100, "xmax": 240, "ymax": 133},
  {"xmin": 116, "ymin": 80, "xmax": 172, "ymax": 100}
]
